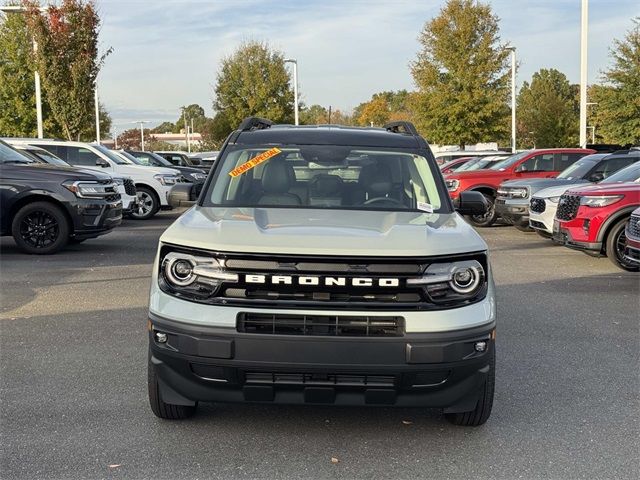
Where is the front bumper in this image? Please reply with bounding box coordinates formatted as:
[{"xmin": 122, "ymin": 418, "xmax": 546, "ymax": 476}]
[
  {"xmin": 623, "ymin": 235, "xmax": 640, "ymax": 265},
  {"xmin": 552, "ymin": 219, "xmax": 602, "ymax": 253},
  {"xmin": 149, "ymin": 313, "xmax": 495, "ymax": 410},
  {"xmin": 529, "ymin": 201, "xmax": 557, "ymax": 234},
  {"xmin": 168, "ymin": 183, "xmax": 197, "ymax": 208},
  {"xmin": 71, "ymin": 197, "xmax": 122, "ymax": 239},
  {"xmin": 495, "ymin": 198, "xmax": 529, "ymax": 225}
]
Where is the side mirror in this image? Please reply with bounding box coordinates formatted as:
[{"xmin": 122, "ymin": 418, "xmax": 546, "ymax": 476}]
[
  {"xmin": 96, "ymin": 158, "xmax": 109, "ymax": 168},
  {"xmin": 589, "ymin": 172, "xmax": 604, "ymax": 182},
  {"xmin": 455, "ymin": 191, "xmax": 489, "ymax": 216}
]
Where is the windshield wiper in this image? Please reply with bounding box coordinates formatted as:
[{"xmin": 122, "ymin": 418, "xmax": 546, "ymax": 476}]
[{"xmin": 3, "ymin": 159, "xmax": 33, "ymax": 164}]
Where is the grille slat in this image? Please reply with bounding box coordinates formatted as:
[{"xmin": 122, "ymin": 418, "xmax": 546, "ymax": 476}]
[
  {"xmin": 530, "ymin": 197, "xmax": 546, "ymax": 213},
  {"xmin": 123, "ymin": 178, "xmax": 136, "ymax": 196},
  {"xmin": 556, "ymin": 194, "xmax": 580, "ymax": 221},
  {"xmin": 627, "ymin": 215, "xmax": 640, "ymax": 238},
  {"xmin": 244, "ymin": 372, "xmax": 396, "ymax": 387},
  {"xmin": 238, "ymin": 313, "xmax": 404, "ymax": 337}
]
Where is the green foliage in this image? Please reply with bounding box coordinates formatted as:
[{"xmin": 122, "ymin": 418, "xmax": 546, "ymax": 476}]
[
  {"xmin": 590, "ymin": 18, "xmax": 640, "ymax": 145},
  {"xmin": 213, "ymin": 41, "xmax": 294, "ymax": 130},
  {"xmin": 411, "ymin": 0, "xmax": 510, "ymax": 147},
  {"xmin": 152, "ymin": 121, "xmax": 176, "ymax": 134},
  {"xmin": 517, "ymin": 69, "xmax": 578, "ymax": 148},
  {"xmin": 24, "ymin": 0, "xmax": 112, "ymax": 140},
  {"xmin": 299, "ymin": 104, "xmax": 329, "ymax": 125}
]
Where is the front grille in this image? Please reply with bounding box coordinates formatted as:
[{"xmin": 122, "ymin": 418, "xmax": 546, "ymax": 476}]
[
  {"xmin": 530, "ymin": 220, "xmax": 546, "ymax": 230},
  {"xmin": 123, "ymin": 178, "xmax": 136, "ymax": 196},
  {"xmin": 556, "ymin": 194, "xmax": 581, "ymax": 221},
  {"xmin": 244, "ymin": 372, "xmax": 396, "ymax": 387},
  {"xmin": 105, "ymin": 193, "xmax": 121, "ymax": 202},
  {"xmin": 530, "ymin": 197, "xmax": 546, "ymax": 213},
  {"xmin": 627, "ymin": 215, "xmax": 640, "ymax": 239},
  {"xmin": 225, "ymin": 288, "xmax": 421, "ymax": 303},
  {"xmin": 237, "ymin": 313, "xmax": 404, "ymax": 337}
]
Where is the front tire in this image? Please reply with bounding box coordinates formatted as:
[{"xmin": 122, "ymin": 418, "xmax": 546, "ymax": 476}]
[
  {"xmin": 11, "ymin": 201, "xmax": 70, "ymax": 254},
  {"xmin": 445, "ymin": 349, "xmax": 495, "ymax": 426},
  {"xmin": 130, "ymin": 187, "xmax": 159, "ymax": 220},
  {"xmin": 148, "ymin": 354, "xmax": 196, "ymax": 420},
  {"xmin": 606, "ymin": 218, "xmax": 639, "ymax": 272},
  {"xmin": 466, "ymin": 193, "xmax": 497, "ymax": 227}
]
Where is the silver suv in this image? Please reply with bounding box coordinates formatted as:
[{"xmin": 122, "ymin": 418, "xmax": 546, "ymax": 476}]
[{"xmin": 147, "ymin": 118, "xmax": 496, "ymax": 426}]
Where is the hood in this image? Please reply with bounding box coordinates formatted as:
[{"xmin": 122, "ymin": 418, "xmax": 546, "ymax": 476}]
[
  {"xmin": 501, "ymin": 178, "xmax": 588, "ymax": 194},
  {"xmin": 565, "ymin": 182, "xmax": 640, "ymax": 196},
  {"xmin": 114, "ymin": 163, "xmax": 181, "ymax": 176},
  {"xmin": 160, "ymin": 207, "xmax": 487, "ymax": 257},
  {"xmin": 533, "ymin": 183, "xmax": 585, "ymax": 199},
  {"xmin": 16, "ymin": 163, "xmax": 112, "ymax": 181}
]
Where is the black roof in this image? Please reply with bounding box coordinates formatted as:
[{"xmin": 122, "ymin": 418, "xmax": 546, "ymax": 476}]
[{"xmin": 231, "ymin": 124, "xmax": 428, "ymax": 149}]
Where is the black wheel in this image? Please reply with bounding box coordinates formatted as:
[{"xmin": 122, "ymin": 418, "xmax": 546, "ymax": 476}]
[
  {"xmin": 130, "ymin": 186, "xmax": 159, "ymax": 220},
  {"xmin": 606, "ymin": 218, "xmax": 639, "ymax": 272},
  {"xmin": 445, "ymin": 348, "xmax": 495, "ymax": 426},
  {"xmin": 466, "ymin": 194, "xmax": 497, "ymax": 227},
  {"xmin": 514, "ymin": 222, "xmax": 533, "ymax": 232},
  {"xmin": 148, "ymin": 354, "xmax": 196, "ymax": 420},
  {"xmin": 535, "ymin": 230, "xmax": 552, "ymax": 239},
  {"xmin": 11, "ymin": 201, "xmax": 69, "ymax": 254}
]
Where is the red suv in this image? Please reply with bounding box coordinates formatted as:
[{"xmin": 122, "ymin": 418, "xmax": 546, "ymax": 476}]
[
  {"xmin": 445, "ymin": 148, "xmax": 595, "ymax": 226},
  {"xmin": 553, "ymin": 182, "xmax": 640, "ymax": 271}
]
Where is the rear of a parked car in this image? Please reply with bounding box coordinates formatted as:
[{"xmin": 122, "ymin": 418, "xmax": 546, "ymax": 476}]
[{"xmin": 147, "ymin": 120, "xmax": 497, "ymax": 426}]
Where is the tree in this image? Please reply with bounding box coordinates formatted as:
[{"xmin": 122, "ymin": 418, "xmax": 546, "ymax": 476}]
[
  {"xmin": 213, "ymin": 41, "xmax": 294, "ymax": 130},
  {"xmin": 357, "ymin": 96, "xmax": 390, "ymax": 126},
  {"xmin": 116, "ymin": 128, "xmax": 147, "ymax": 150},
  {"xmin": 152, "ymin": 121, "xmax": 176, "ymax": 134},
  {"xmin": 411, "ymin": 0, "xmax": 510, "ymax": 147},
  {"xmin": 24, "ymin": 0, "xmax": 112, "ymax": 140},
  {"xmin": 299, "ymin": 104, "xmax": 329, "ymax": 125},
  {"xmin": 590, "ymin": 18, "xmax": 640, "ymax": 145},
  {"xmin": 516, "ymin": 69, "xmax": 578, "ymax": 148}
]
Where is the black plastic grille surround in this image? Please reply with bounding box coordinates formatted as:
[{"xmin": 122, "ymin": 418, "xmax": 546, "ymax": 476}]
[
  {"xmin": 556, "ymin": 194, "xmax": 581, "ymax": 221},
  {"xmin": 628, "ymin": 215, "xmax": 640, "ymax": 239},
  {"xmin": 123, "ymin": 178, "xmax": 136, "ymax": 196},
  {"xmin": 238, "ymin": 312, "xmax": 404, "ymax": 336},
  {"xmin": 530, "ymin": 197, "xmax": 546, "ymax": 213},
  {"xmin": 244, "ymin": 371, "xmax": 397, "ymax": 387}
]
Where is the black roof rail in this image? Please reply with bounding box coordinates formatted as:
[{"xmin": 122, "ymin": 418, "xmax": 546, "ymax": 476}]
[
  {"xmin": 383, "ymin": 121, "xmax": 419, "ymax": 136},
  {"xmin": 238, "ymin": 117, "xmax": 273, "ymax": 132}
]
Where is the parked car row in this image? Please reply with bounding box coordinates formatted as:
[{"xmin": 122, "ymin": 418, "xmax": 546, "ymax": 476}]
[
  {"xmin": 0, "ymin": 139, "xmax": 208, "ymax": 254},
  {"xmin": 441, "ymin": 147, "xmax": 640, "ymax": 272}
]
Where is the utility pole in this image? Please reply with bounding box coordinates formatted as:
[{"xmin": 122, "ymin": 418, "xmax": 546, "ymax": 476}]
[
  {"xmin": 504, "ymin": 46, "xmax": 517, "ymax": 152},
  {"xmin": 190, "ymin": 118, "xmax": 194, "ymax": 153},
  {"xmin": 579, "ymin": 0, "xmax": 589, "ymax": 148},
  {"xmin": 94, "ymin": 84, "xmax": 100, "ymax": 143},
  {"xmin": 328, "ymin": 106, "xmax": 332, "ymax": 124},
  {"xmin": 182, "ymin": 107, "xmax": 189, "ymax": 152},
  {"xmin": 136, "ymin": 121, "xmax": 149, "ymax": 150},
  {"xmin": 284, "ymin": 59, "xmax": 299, "ymax": 125}
]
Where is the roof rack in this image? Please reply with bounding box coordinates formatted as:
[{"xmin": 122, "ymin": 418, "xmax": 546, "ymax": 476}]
[
  {"xmin": 238, "ymin": 117, "xmax": 273, "ymax": 132},
  {"xmin": 383, "ymin": 121, "xmax": 419, "ymax": 136}
]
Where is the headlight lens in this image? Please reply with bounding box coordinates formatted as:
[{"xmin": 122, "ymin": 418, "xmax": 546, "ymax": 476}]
[
  {"xmin": 510, "ymin": 187, "xmax": 528, "ymax": 198},
  {"xmin": 160, "ymin": 251, "xmax": 238, "ymax": 300},
  {"xmin": 579, "ymin": 195, "xmax": 624, "ymax": 207},
  {"xmin": 62, "ymin": 180, "xmax": 117, "ymax": 198},
  {"xmin": 112, "ymin": 177, "xmax": 125, "ymax": 185},
  {"xmin": 407, "ymin": 259, "xmax": 486, "ymax": 304},
  {"xmin": 192, "ymin": 173, "xmax": 207, "ymax": 181},
  {"xmin": 445, "ymin": 179, "xmax": 460, "ymax": 192},
  {"xmin": 154, "ymin": 174, "xmax": 179, "ymax": 185},
  {"xmin": 548, "ymin": 196, "xmax": 561, "ymax": 203}
]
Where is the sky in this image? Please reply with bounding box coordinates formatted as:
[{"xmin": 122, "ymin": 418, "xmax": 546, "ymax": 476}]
[{"xmin": 95, "ymin": 0, "xmax": 639, "ymax": 130}]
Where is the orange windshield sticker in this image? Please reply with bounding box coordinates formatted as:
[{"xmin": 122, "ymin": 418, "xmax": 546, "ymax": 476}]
[{"xmin": 229, "ymin": 147, "xmax": 282, "ymax": 177}]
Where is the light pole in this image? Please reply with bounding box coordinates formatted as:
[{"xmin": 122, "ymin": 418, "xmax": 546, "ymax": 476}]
[
  {"xmin": 284, "ymin": 59, "xmax": 299, "ymax": 125},
  {"xmin": 504, "ymin": 46, "xmax": 517, "ymax": 153},
  {"xmin": 579, "ymin": 0, "xmax": 589, "ymax": 148},
  {"xmin": 94, "ymin": 84, "xmax": 100, "ymax": 143},
  {"xmin": 1, "ymin": 5, "xmax": 45, "ymax": 138},
  {"xmin": 586, "ymin": 102, "xmax": 597, "ymax": 145},
  {"xmin": 135, "ymin": 121, "xmax": 150, "ymax": 150}
]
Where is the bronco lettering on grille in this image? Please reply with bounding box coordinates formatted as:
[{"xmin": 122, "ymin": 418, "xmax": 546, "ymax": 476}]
[{"xmin": 244, "ymin": 274, "xmax": 400, "ymax": 287}]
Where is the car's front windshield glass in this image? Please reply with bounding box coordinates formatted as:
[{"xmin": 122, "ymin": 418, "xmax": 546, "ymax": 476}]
[
  {"xmin": 205, "ymin": 145, "xmax": 446, "ymax": 212},
  {"xmin": 462, "ymin": 156, "xmax": 505, "ymax": 171},
  {"xmin": 602, "ymin": 162, "xmax": 640, "ymax": 183},
  {"xmin": 489, "ymin": 151, "xmax": 530, "ymax": 170},
  {"xmin": 0, "ymin": 141, "xmax": 34, "ymax": 163},
  {"xmin": 30, "ymin": 149, "xmax": 69, "ymax": 166},
  {"xmin": 93, "ymin": 144, "xmax": 128, "ymax": 164},
  {"xmin": 556, "ymin": 155, "xmax": 603, "ymax": 179}
]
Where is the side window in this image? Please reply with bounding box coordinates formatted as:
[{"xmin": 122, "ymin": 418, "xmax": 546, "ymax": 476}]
[
  {"xmin": 601, "ymin": 158, "xmax": 635, "ymax": 178},
  {"xmin": 555, "ymin": 153, "xmax": 583, "ymax": 171},
  {"xmin": 50, "ymin": 145, "xmax": 71, "ymax": 163},
  {"xmin": 518, "ymin": 154, "xmax": 554, "ymax": 172},
  {"xmin": 74, "ymin": 147, "xmax": 100, "ymax": 166},
  {"xmin": 135, "ymin": 155, "xmax": 152, "ymax": 166}
]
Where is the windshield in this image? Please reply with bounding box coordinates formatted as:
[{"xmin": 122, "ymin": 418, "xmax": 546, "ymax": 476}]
[
  {"xmin": 93, "ymin": 144, "xmax": 128, "ymax": 164},
  {"xmin": 0, "ymin": 141, "xmax": 34, "ymax": 163},
  {"xmin": 556, "ymin": 155, "xmax": 603, "ymax": 179},
  {"xmin": 29, "ymin": 149, "xmax": 69, "ymax": 166},
  {"xmin": 489, "ymin": 151, "xmax": 531, "ymax": 170},
  {"xmin": 204, "ymin": 145, "xmax": 448, "ymax": 213},
  {"xmin": 602, "ymin": 162, "xmax": 640, "ymax": 183},
  {"xmin": 131, "ymin": 151, "xmax": 173, "ymax": 167},
  {"xmin": 458, "ymin": 156, "xmax": 506, "ymax": 172}
]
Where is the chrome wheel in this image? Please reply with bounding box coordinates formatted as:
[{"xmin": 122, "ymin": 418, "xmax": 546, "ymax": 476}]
[{"xmin": 130, "ymin": 189, "xmax": 157, "ymax": 220}]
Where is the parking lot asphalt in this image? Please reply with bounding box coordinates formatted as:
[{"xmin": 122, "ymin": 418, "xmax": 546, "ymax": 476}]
[{"xmin": 1, "ymin": 210, "xmax": 638, "ymax": 480}]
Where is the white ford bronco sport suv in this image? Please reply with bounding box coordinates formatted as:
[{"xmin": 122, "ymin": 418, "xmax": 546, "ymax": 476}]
[{"xmin": 148, "ymin": 118, "xmax": 496, "ymax": 426}]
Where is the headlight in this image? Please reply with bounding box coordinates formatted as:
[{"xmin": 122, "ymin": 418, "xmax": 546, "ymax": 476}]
[
  {"xmin": 62, "ymin": 180, "xmax": 116, "ymax": 198},
  {"xmin": 510, "ymin": 187, "xmax": 528, "ymax": 198},
  {"xmin": 112, "ymin": 177, "xmax": 125, "ymax": 185},
  {"xmin": 579, "ymin": 195, "xmax": 624, "ymax": 207},
  {"xmin": 407, "ymin": 259, "xmax": 486, "ymax": 304},
  {"xmin": 160, "ymin": 251, "xmax": 238, "ymax": 300},
  {"xmin": 548, "ymin": 196, "xmax": 561, "ymax": 203},
  {"xmin": 192, "ymin": 173, "xmax": 207, "ymax": 181},
  {"xmin": 154, "ymin": 174, "xmax": 179, "ymax": 185},
  {"xmin": 445, "ymin": 179, "xmax": 460, "ymax": 192}
]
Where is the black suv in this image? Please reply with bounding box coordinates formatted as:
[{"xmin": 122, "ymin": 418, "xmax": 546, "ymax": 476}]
[{"xmin": 0, "ymin": 140, "xmax": 122, "ymax": 254}]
